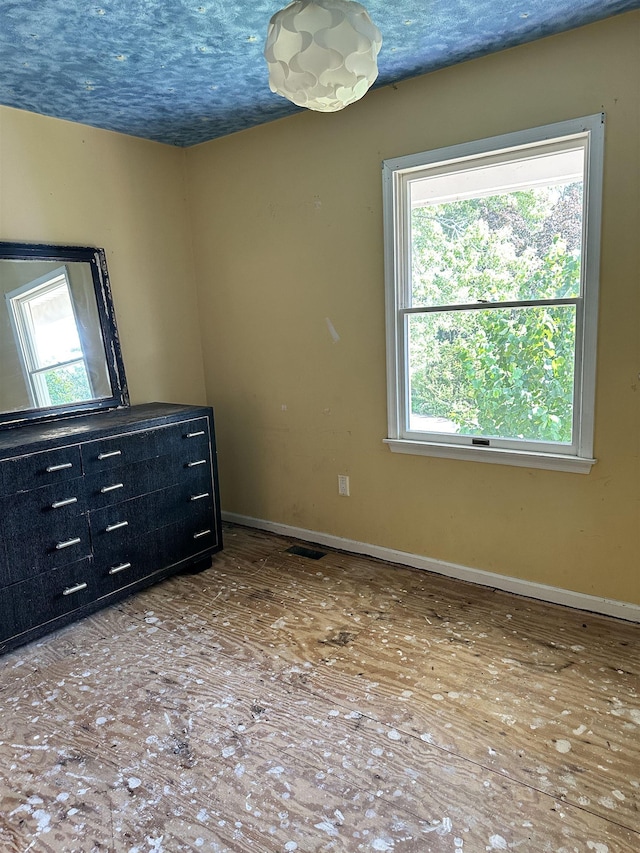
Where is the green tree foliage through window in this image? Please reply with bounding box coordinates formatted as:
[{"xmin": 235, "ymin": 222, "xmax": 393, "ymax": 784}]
[
  {"xmin": 44, "ymin": 364, "xmax": 93, "ymax": 406},
  {"xmin": 408, "ymin": 184, "xmax": 582, "ymax": 443}
]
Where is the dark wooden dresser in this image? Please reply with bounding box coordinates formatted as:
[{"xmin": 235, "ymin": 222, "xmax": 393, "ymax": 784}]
[{"xmin": 0, "ymin": 402, "xmax": 222, "ymax": 654}]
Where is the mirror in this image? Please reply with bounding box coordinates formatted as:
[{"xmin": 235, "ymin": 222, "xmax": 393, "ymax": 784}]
[{"xmin": 0, "ymin": 243, "xmax": 128, "ymax": 429}]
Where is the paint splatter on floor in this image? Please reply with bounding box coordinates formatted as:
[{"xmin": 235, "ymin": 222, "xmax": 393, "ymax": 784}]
[{"xmin": 0, "ymin": 524, "xmax": 638, "ymax": 851}]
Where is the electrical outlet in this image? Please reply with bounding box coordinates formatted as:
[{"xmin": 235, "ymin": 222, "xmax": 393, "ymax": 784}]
[{"xmin": 338, "ymin": 474, "xmax": 350, "ymax": 496}]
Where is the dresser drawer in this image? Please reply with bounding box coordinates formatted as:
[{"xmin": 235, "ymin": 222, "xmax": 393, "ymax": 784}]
[
  {"xmin": 1, "ymin": 446, "xmax": 81, "ymax": 496},
  {"xmin": 81, "ymin": 428, "xmax": 160, "ymax": 474},
  {"xmin": 169, "ymin": 418, "xmax": 211, "ymax": 458},
  {"xmin": 166, "ymin": 513, "xmax": 221, "ymax": 561},
  {"xmin": 1, "ymin": 478, "xmax": 86, "ymax": 523},
  {"xmin": 95, "ymin": 527, "xmax": 172, "ymax": 595},
  {"xmin": 180, "ymin": 466, "xmax": 216, "ymax": 508},
  {"xmin": 84, "ymin": 454, "xmax": 181, "ymax": 508},
  {"xmin": 2, "ymin": 514, "xmax": 91, "ymax": 586},
  {"xmin": 0, "ymin": 559, "xmax": 95, "ymax": 643}
]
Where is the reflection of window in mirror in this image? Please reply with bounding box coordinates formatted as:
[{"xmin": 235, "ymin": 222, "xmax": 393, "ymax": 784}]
[{"xmin": 6, "ymin": 267, "xmax": 93, "ymax": 408}]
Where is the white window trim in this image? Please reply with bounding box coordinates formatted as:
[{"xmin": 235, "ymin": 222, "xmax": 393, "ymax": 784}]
[{"xmin": 382, "ymin": 114, "xmax": 605, "ymax": 474}]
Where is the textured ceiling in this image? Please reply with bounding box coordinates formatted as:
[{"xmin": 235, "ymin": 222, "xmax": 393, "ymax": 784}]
[{"xmin": 0, "ymin": 1, "xmax": 638, "ymax": 148}]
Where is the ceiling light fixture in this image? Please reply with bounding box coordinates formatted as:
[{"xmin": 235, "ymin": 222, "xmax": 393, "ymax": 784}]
[{"xmin": 264, "ymin": 0, "xmax": 382, "ymax": 113}]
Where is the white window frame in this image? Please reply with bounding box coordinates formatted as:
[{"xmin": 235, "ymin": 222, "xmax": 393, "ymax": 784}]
[
  {"xmin": 6, "ymin": 267, "xmax": 93, "ymax": 409},
  {"xmin": 382, "ymin": 115, "xmax": 605, "ymax": 474}
]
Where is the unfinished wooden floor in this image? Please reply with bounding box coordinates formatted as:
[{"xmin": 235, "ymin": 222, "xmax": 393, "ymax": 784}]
[{"xmin": 0, "ymin": 524, "xmax": 638, "ymax": 852}]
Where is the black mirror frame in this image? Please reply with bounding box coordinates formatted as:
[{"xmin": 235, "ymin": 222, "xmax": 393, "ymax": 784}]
[{"xmin": 0, "ymin": 242, "xmax": 129, "ymax": 430}]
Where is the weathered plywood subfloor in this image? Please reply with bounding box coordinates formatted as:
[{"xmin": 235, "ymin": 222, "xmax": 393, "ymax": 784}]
[{"xmin": 0, "ymin": 523, "xmax": 638, "ymax": 852}]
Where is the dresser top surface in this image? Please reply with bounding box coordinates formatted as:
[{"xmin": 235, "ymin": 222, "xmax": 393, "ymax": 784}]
[{"xmin": 0, "ymin": 403, "xmax": 212, "ymax": 458}]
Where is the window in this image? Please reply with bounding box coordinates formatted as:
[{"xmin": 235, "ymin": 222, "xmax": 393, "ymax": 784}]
[
  {"xmin": 6, "ymin": 267, "xmax": 93, "ymax": 408},
  {"xmin": 382, "ymin": 115, "xmax": 604, "ymax": 473}
]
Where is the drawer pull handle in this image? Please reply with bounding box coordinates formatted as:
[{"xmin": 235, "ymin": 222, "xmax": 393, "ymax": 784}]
[
  {"xmin": 46, "ymin": 462, "xmax": 73, "ymax": 473},
  {"xmin": 105, "ymin": 520, "xmax": 129, "ymax": 533},
  {"xmin": 187, "ymin": 459, "xmax": 207, "ymax": 468},
  {"xmin": 56, "ymin": 536, "xmax": 81, "ymax": 550},
  {"xmin": 109, "ymin": 562, "xmax": 131, "ymax": 575},
  {"xmin": 186, "ymin": 430, "xmax": 205, "ymax": 438},
  {"xmin": 63, "ymin": 582, "xmax": 88, "ymax": 596},
  {"xmin": 190, "ymin": 492, "xmax": 210, "ymax": 502},
  {"xmin": 100, "ymin": 483, "xmax": 124, "ymax": 494},
  {"xmin": 193, "ymin": 529, "xmax": 211, "ymax": 539},
  {"xmin": 98, "ymin": 450, "xmax": 122, "ymax": 460},
  {"xmin": 51, "ymin": 497, "xmax": 78, "ymax": 509}
]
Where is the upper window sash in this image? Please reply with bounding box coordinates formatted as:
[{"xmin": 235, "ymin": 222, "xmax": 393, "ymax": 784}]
[{"xmin": 400, "ymin": 141, "xmax": 587, "ymax": 310}]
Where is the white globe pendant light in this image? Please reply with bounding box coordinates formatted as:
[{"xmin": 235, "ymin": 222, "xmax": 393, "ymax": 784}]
[{"xmin": 264, "ymin": 0, "xmax": 382, "ymax": 113}]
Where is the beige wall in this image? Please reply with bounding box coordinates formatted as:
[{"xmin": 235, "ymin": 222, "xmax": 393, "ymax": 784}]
[
  {"xmin": 186, "ymin": 13, "xmax": 640, "ymax": 605},
  {"xmin": 0, "ymin": 106, "xmax": 206, "ymax": 407}
]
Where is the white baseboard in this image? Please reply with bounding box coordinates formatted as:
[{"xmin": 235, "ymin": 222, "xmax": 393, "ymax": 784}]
[{"xmin": 222, "ymin": 511, "xmax": 640, "ymax": 623}]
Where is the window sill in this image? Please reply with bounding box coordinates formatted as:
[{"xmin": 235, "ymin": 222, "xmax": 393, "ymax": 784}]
[{"xmin": 384, "ymin": 438, "xmax": 596, "ymax": 474}]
